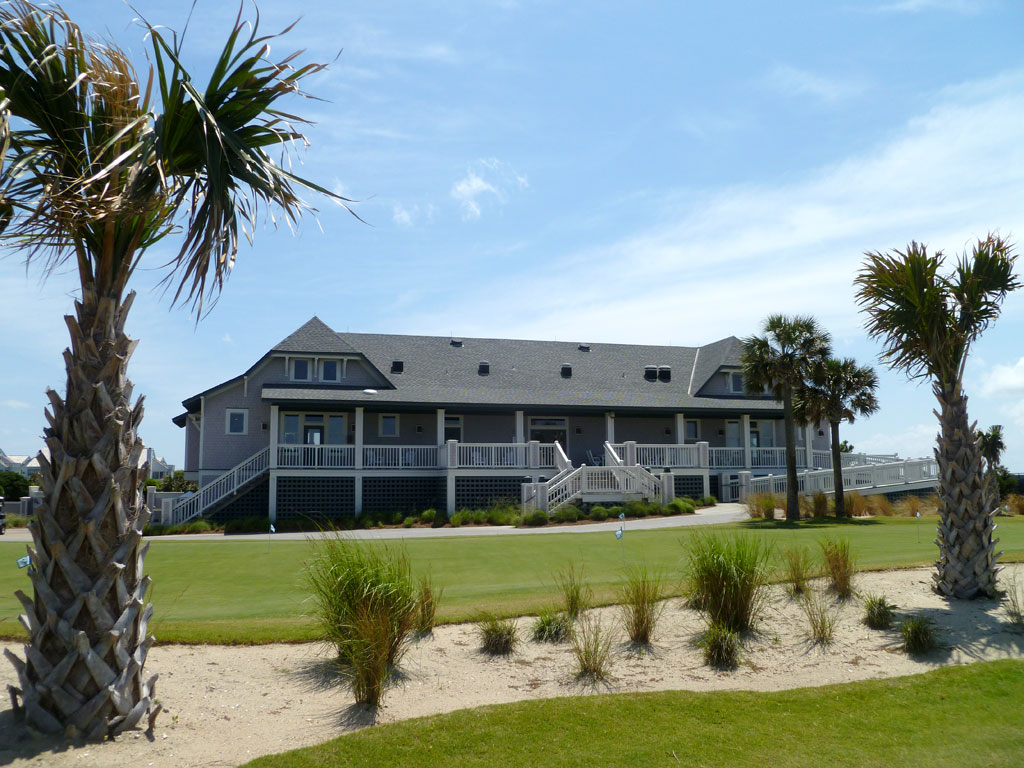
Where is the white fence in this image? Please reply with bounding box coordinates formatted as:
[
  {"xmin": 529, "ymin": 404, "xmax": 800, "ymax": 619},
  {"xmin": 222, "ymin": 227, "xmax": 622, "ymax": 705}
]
[
  {"xmin": 278, "ymin": 445, "xmax": 356, "ymax": 468},
  {"xmin": 524, "ymin": 463, "xmax": 662, "ymax": 513},
  {"xmin": 745, "ymin": 458, "xmax": 938, "ymax": 499},
  {"xmin": 364, "ymin": 446, "xmax": 439, "ymax": 469},
  {"xmin": 457, "ymin": 443, "xmax": 527, "ymax": 468}
]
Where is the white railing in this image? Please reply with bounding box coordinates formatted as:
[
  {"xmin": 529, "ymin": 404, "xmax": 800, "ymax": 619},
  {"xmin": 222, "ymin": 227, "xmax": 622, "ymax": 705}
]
[
  {"xmin": 710, "ymin": 448, "xmax": 745, "ymax": 468},
  {"xmin": 553, "ymin": 441, "xmax": 572, "ymax": 472},
  {"xmin": 457, "ymin": 443, "xmax": 527, "ymax": 468},
  {"xmin": 277, "ymin": 445, "xmax": 355, "ymax": 468},
  {"xmin": 635, "ymin": 444, "xmax": 700, "ymax": 468},
  {"xmin": 750, "ymin": 447, "xmax": 785, "ymax": 468},
  {"xmin": 364, "ymin": 446, "xmax": 439, "ymax": 469},
  {"xmin": 746, "ymin": 458, "xmax": 939, "ymax": 499},
  {"xmin": 540, "ymin": 464, "xmax": 662, "ymax": 512},
  {"xmin": 604, "ymin": 441, "xmax": 623, "ymax": 467},
  {"xmin": 812, "ymin": 450, "xmax": 901, "ymax": 470},
  {"xmin": 538, "ymin": 444, "xmax": 556, "ymax": 468},
  {"xmin": 169, "ymin": 447, "xmax": 270, "ymax": 525}
]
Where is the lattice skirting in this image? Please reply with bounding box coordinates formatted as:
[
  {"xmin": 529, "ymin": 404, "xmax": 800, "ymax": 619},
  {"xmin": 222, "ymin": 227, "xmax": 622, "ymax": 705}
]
[
  {"xmin": 455, "ymin": 476, "xmax": 526, "ymax": 509},
  {"xmin": 673, "ymin": 474, "xmax": 704, "ymax": 500},
  {"xmin": 362, "ymin": 476, "xmax": 447, "ymax": 515},
  {"xmin": 276, "ymin": 476, "xmax": 356, "ymax": 518},
  {"xmin": 210, "ymin": 476, "xmax": 270, "ymax": 521}
]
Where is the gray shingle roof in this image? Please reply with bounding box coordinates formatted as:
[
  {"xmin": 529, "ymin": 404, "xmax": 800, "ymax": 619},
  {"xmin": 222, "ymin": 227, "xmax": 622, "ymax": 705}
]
[{"xmin": 272, "ymin": 317, "xmax": 357, "ymax": 355}]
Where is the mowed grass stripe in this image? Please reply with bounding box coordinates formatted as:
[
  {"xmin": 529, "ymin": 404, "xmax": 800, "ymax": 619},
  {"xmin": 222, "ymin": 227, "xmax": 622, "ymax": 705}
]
[
  {"xmin": 240, "ymin": 660, "xmax": 1024, "ymax": 768},
  {"xmin": 0, "ymin": 516, "xmax": 1021, "ymax": 644}
]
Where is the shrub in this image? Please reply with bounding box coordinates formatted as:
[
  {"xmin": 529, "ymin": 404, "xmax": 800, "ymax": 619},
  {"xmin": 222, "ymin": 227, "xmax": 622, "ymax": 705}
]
[
  {"xmin": 700, "ymin": 621, "xmax": 740, "ymax": 669},
  {"xmin": 485, "ymin": 502, "xmax": 519, "ymax": 526},
  {"xmin": 1002, "ymin": 572, "xmax": 1024, "ymax": 625},
  {"xmin": 1003, "ymin": 494, "xmax": 1024, "ymax": 517},
  {"xmin": 900, "ymin": 616, "xmax": 937, "ymax": 654},
  {"xmin": 402, "ymin": 516, "xmax": 416, "ymax": 528},
  {"xmin": 608, "ymin": 506, "xmax": 625, "ymax": 520},
  {"xmin": 224, "ymin": 516, "xmax": 271, "ymax": 534},
  {"xmin": 557, "ymin": 563, "xmax": 593, "ymax": 620},
  {"xmin": 625, "ymin": 500, "xmax": 648, "ymax": 518},
  {"xmin": 685, "ymin": 533, "xmax": 771, "ymax": 633},
  {"xmin": 449, "ymin": 511, "xmax": 465, "ymax": 528},
  {"xmin": 183, "ymin": 519, "xmax": 214, "ymax": 534},
  {"xmin": 895, "ymin": 495, "xmax": 924, "ymax": 518},
  {"xmin": 570, "ymin": 615, "xmax": 614, "ymax": 679},
  {"xmin": 820, "ymin": 537, "xmax": 856, "ymax": 599},
  {"xmin": 698, "ymin": 495, "xmax": 717, "ymax": 507},
  {"xmin": 6, "ymin": 514, "xmax": 31, "ymax": 528},
  {"xmin": 419, "ymin": 508, "xmax": 436, "ymax": 525},
  {"xmin": 588, "ymin": 505, "xmax": 609, "ymax": 522},
  {"xmin": 745, "ymin": 493, "xmax": 777, "ymax": 521},
  {"xmin": 667, "ymin": 498, "xmax": 695, "ymax": 515},
  {"xmin": 523, "ymin": 509, "xmax": 549, "ymax": 527},
  {"xmin": 478, "ymin": 613, "xmax": 519, "ymax": 655},
  {"xmin": 811, "ymin": 490, "xmax": 829, "ymax": 518},
  {"xmin": 618, "ymin": 565, "xmax": 664, "ymax": 646},
  {"xmin": 844, "ymin": 491, "xmax": 867, "ymax": 517},
  {"xmin": 416, "ymin": 575, "xmax": 443, "ymax": 635},
  {"xmin": 305, "ymin": 538, "xmax": 417, "ymax": 707},
  {"xmin": 782, "ymin": 546, "xmax": 814, "ymax": 596},
  {"xmin": 531, "ymin": 608, "xmax": 573, "ymax": 643},
  {"xmin": 552, "ymin": 506, "xmax": 579, "ymax": 524},
  {"xmin": 867, "ymin": 495, "xmax": 894, "ymax": 517},
  {"xmin": 801, "ymin": 590, "xmax": 838, "ymax": 645},
  {"xmin": 863, "ymin": 593, "xmax": 896, "ymax": 630}
]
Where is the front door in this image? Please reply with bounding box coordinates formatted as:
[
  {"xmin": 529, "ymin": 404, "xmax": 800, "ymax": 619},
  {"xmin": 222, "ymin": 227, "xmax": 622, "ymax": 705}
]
[{"xmin": 304, "ymin": 425, "xmax": 324, "ymax": 445}]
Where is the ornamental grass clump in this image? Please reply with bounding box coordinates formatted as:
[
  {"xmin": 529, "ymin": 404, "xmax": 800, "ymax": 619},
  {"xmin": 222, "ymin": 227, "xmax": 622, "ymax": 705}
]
[
  {"xmin": 685, "ymin": 534, "xmax": 771, "ymax": 633},
  {"xmin": 863, "ymin": 593, "xmax": 896, "ymax": 630},
  {"xmin": 1003, "ymin": 573, "xmax": 1024, "ymax": 626},
  {"xmin": 415, "ymin": 574, "xmax": 444, "ymax": 636},
  {"xmin": 305, "ymin": 537, "xmax": 417, "ymax": 707},
  {"xmin": 700, "ymin": 621, "xmax": 740, "ymax": 669},
  {"xmin": 532, "ymin": 608, "xmax": 573, "ymax": 643},
  {"xmin": 557, "ymin": 563, "xmax": 593, "ymax": 620},
  {"xmin": 801, "ymin": 590, "xmax": 838, "ymax": 646},
  {"xmin": 820, "ymin": 537, "xmax": 856, "ymax": 599},
  {"xmin": 571, "ymin": 614, "xmax": 614, "ymax": 680},
  {"xmin": 782, "ymin": 546, "xmax": 814, "ymax": 597},
  {"xmin": 478, "ymin": 613, "xmax": 519, "ymax": 655},
  {"xmin": 899, "ymin": 616, "xmax": 937, "ymax": 655},
  {"xmin": 618, "ymin": 565, "xmax": 665, "ymax": 646}
]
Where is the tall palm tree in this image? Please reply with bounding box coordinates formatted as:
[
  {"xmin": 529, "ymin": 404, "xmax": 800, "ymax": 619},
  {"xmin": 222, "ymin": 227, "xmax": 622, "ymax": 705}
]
[
  {"xmin": 741, "ymin": 315, "xmax": 832, "ymax": 522},
  {"xmin": 856, "ymin": 237, "xmax": 1020, "ymax": 599},
  {"xmin": 0, "ymin": 2, "xmax": 348, "ymax": 739},
  {"xmin": 976, "ymin": 425, "xmax": 1006, "ymax": 506},
  {"xmin": 794, "ymin": 358, "xmax": 880, "ymax": 518}
]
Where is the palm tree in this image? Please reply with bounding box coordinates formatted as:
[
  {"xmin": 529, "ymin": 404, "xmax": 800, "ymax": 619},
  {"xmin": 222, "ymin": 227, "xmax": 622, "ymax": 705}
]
[
  {"xmin": 976, "ymin": 425, "xmax": 1006, "ymax": 506},
  {"xmin": 856, "ymin": 237, "xmax": 1020, "ymax": 599},
  {"xmin": 0, "ymin": 2, "xmax": 348, "ymax": 739},
  {"xmin": 794, "ymin": 358, "xmax": 880, "ymax": 518},
  {"xmin": 741, "ymin": 315, "xmax": 832, "ymax": 522}
]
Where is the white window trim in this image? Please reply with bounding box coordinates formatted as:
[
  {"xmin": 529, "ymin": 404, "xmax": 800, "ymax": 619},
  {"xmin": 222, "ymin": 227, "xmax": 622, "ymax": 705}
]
[
  {"xmin": 378, "ymin": 413, "xmax": 400, "ymax": 438},
  {"xmin": 319, "ymin": 358, "xmax": 348, "ymax": 382},
  {"xmin": 225, "ymin": 408, "xmax": 249, "ymax": 435},
  {"xmin": 291, "ymin": 358, "xmax": 312, "ymax": 382},
  {"xmin": 728, "ymin": 371, "xmax": 745, "ymax": 394}
]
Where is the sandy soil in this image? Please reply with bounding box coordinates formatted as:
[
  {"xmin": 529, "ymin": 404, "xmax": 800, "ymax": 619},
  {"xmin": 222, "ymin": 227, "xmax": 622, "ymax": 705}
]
[{"xmin": 1, "ymin": 564, "xmax": 1022, "ymax": 768}]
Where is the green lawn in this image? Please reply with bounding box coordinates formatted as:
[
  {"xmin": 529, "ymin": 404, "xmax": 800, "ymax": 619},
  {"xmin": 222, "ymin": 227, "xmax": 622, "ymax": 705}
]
[
  {"xmin": 241, "ymin": 660, "xmax": 1024, "ymax": 768},
  {"xmin": 1, "ymin": 515, "xmax": 1022, "ymax": 644}
]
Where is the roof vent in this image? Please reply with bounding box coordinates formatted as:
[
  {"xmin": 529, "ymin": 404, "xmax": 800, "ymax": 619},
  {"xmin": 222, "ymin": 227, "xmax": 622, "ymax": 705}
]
[
  {"xmin": 644, "ymin": 365, "xmax": 658, "ymax": 381},
  {"xmin": 658, "ymin": 365, "xmax": 671, "ymax": 382},
  {"xmin": 577, "ymin": 344, "xmax": 591, "ymax": 352},
  {"xmin": 391, "ymin": 360, "xmax": 404, "ymax": 374},
  {"xmin": 478, "ymin": 361, "xmax": 490, "ymax": 376},
  {"xmin": 561, "ymin": 364, "xmax": 573, "ymax": 378},
  {"xmin": 450, "ymin": 339, "xmax": 463, "ymax": 348}
]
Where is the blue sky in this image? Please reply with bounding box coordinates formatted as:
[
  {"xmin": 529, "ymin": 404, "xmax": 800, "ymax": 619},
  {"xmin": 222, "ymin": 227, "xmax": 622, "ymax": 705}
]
[{"xmin": 2, "ymin": 0, "xmax": 1024, "ymax": 470}]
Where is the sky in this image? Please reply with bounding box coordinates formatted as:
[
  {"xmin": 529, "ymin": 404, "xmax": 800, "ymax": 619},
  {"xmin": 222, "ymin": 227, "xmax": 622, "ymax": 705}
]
[{"xmin": 2, "ymin": 0, "xmax": 1024, "ymax": 470}]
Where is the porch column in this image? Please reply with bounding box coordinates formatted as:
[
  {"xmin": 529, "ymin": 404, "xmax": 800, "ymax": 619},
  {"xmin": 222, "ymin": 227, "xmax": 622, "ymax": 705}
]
[
  {"xmin": 805, "ymin": 424, "xmax": 814, "ymax": 469},
  {"xmin": 354, "ymin": 475, "xmax": 363, "ymax": 517},
  {"xmin": 355, "ymin": 407, "xmax": 364, "ymax": 469},
  {"xmin": 198, "ymin": 395, "xmax": 206, "ymax": 479},
  {"xmin": 742, "ymin": 414, "xmax": 752, "ymax": 469},
  {"xmin": 674, "ymin": 413, "xmax": 685, "ymax": 443},
  {"xmin": 605, "ymin": 411, "xmax": 615, "ymax": 443},
  {"xmin": 268, "ymin": 472, "xmax": 277, "ymax": 522},
  {"xmin": 436, "ymin": 408, "xmax": 445, "ymax": 446},
  {"xmin": 269, "ymin": 405, "xmax": 279, "ymax": 469},
  {"xmin": 515, "ymin": 410, "xmax": 525, "ymax": 443}
]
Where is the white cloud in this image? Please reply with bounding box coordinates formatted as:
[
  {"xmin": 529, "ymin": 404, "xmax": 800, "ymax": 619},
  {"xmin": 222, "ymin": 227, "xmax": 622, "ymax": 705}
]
[
  {"xmin": 392, "ymin": 202, "xmax": 437, "ymax": 227},
  {"xmin": 765, "ymin": 65, "xmax": 865, "ymax": 104},
  {"xmin": 393, "ymin": 205, "xmax": 413, "ymax": 227},
  {"xmin": 450, "ymin": 159, "xmax": 528, "ymax": 221},
  {"xmin": 222, "ymin": 333, "xmax": 234, "ymax": 344},
  {"xmin": 980, "ymin": 357, "xmax": 1024, "ymax": 396},
  {"xmin": 852, "ymin": 423, "xmax": 938, "ymax": 459},
  {"xmin": 0, "ymin": 400, "xmax": 30, "ymax": 410}
]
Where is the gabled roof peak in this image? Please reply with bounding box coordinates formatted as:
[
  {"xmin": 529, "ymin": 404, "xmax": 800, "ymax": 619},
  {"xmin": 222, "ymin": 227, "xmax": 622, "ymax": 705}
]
[{"xmin": 272, "ymin": 317, "xmax": 356, "ymax": 355}]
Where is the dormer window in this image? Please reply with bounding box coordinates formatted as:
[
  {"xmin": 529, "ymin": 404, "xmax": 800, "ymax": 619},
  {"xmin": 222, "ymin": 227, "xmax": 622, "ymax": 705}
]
[
  {"xmin": 391, "ymin": 360, "xmax": 404, "ymax": 374},
  {"xmin": 322, "ymin": 360, "xmax": 339, "ymax": 382},
  {"xmin": 292, "ymin": 359, "xmax": 311, "ymax": 381},
  {"xmin": 729, "ymin": 372, "xmax": 744, "ymax": 394}
]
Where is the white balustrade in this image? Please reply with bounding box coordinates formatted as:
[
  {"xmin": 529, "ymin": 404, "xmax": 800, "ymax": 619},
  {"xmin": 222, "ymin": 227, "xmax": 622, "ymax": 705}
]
[
  {"xmin": 709, "ymin": 448, "xmax": 745, "ymax": 468},
  {"xmin": 742, "ymin": 458, "xmax": 938, "ymax": 501},
  {"xmin": 169, "ymin": 447, "xmax": 270, "ymax": 525},
  {"xmin": 635, "ymin": 444, "xmax": 700, "ymax": 468},
  {"xmin": 363, "ymin": 446, "xmax": 438, "ymax": 469},
  {"xmin": 277, "ymin": 445, "xmax": 355, "ymax": 468},
  {"xmin": 537, "ymin": 444, "xmax": 556, "ymax": 468}
]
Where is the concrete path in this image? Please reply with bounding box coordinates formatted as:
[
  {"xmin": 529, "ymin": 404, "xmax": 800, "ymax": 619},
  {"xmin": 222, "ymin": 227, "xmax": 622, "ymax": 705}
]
[{"xmin": 1, "ymin": 504, "xmax": 749, "ymax": 544}]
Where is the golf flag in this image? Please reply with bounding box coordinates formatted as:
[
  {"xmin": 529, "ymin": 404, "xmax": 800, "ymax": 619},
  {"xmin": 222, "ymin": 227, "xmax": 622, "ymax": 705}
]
[
  {"xmin": 615, "ymin": 527, "xmax": 623, "ymax": 540},
  {"xmin": 915, "ymin": 512, "xmax": 921, "ymax": 519},
  {"xmin": 16, "ymin": 555, "xmax": 30, "ymax": 569},
  {"xmin": 618, "ymin": 512, "xmax": 625, "ymax": 520},
  {"xmin": 269, "ymin": 524, "xmax": 276, "ymax": 533}
]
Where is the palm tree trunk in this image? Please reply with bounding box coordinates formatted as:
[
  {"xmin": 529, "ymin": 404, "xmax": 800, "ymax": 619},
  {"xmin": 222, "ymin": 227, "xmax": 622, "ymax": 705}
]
[
  {"xmin": 783, "ymin": 387, "xmax": 799, "ymax": 522},
  {"xmin": 6, "ymin": 285, "xmax": 160, "ymax": 740},
  {"xmin": 830, "ymin": 421, "xmax": 845, "ymax": 518},
  {"xmin": 933, "ymin": 383, "xmax": 999, "ymax": 599}
]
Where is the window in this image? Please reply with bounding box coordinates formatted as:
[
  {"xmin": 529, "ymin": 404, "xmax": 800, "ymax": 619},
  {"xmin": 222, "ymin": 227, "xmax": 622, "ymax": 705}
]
[
  {"xmin": 291, "ymin": 359, "xmax": 310, "ymax": 381},
  {"xmin": 684, "ymin": 420, "xmax": 700, "ymax": 442},
  {"xmin": 379, "ymin": 414, "xmax": 399, "ymax": 438},
  {"xmin": 226, "ymin": 409, "xmax": 248, "ymax": 435},
  {"xmin": 321, "ymin": 360, "xmax": 339, "ymax": 382},
  {"xmin": 328, "ymin": 416, "xmax": 346, "ymax": 445},
  {"xmin": 729, "ymin": 372, "xmax": 744, "ymax": 394},
  {"xmin": 283, "ymin": 414, "xmax": 299, "ymax": 444}
]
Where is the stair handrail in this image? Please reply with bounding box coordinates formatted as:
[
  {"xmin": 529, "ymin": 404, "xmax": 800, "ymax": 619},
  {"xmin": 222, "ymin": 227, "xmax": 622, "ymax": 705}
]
[{"xmin": 169, "ymin": 447, "xmax": 271, "ymax": 526}]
